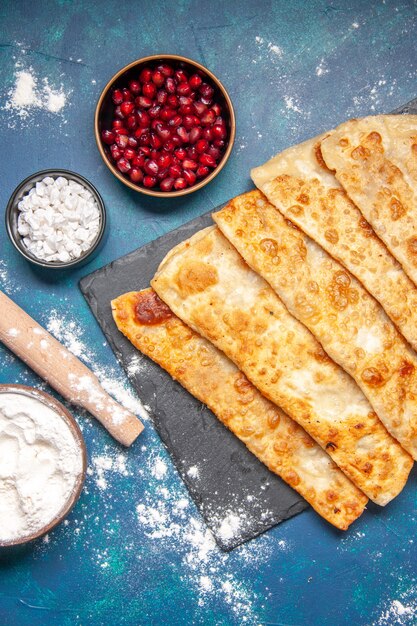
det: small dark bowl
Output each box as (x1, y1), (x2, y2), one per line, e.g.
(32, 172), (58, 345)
(0, 384), (87, 548)
(95, 54), (236, 198)
(5, 169), (107, 269)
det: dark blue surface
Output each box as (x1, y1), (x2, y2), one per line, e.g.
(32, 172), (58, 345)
(1, 1), (417, 625)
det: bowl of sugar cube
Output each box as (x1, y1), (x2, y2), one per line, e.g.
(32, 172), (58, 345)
(5, 169), (106, 269)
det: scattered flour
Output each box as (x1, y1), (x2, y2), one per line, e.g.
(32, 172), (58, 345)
(0, 260), (21, 295)
(374, 595), (417, 625)
(315, 58), (329, 77)
(284, 95), (302, 113)
(255, 36), (284, 61)
(187, 466), (200, 479)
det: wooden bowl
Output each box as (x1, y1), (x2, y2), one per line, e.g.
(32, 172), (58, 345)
(95, 54), (236, 198)
(0, 384), (87, 547)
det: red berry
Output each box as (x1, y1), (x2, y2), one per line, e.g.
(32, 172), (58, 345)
(195, 139), (208, 153)
(129, 80), (141, 95)
(117, 157), (131, 173)
(149, 104), (162, 119)
(101, 130), (115, 145)
(115, 134), (128, 149)
(130, 168), (144, 183)
(142, 82), (157, 98)
(199, 83), (214, 99)
(189, 74), (202, 89)
(160, 107), (176, 121)
(183, 169), (197, 186)
(128, 136), (138, 147)
(187, 146), (198, 160)
(126, 114), (137, 130)
(213, 138), (226, 149)
(193, 101), (207, 116)
(202, 127), (213, 141)
(163, 140), (175, 152)
(189, 127), (202, 143)
(165, 77), (177, 94)
(174, 177), (187, 190)
(200, 109), (216, 126)
(143, 175), (157, 188)
(177, 82), (191, 96)
(175, 69), (187, 83)
(160, 177), (175, 192)
(157, 89), (168, 105)
(212, 123), (227, 139)
(212, 103), (222, 116)
(136, 110), (150, 128)
(167, 94), (178, 108)
(169, 115), (183, 128)
(133, 153), (146, 167)
(114, 105), (124, 119)
(158, 153), (172, 168)
(112, 89), (123, 105)
(182, 158), (198, 170)
(176, 127), (189, 143)
(175, 147), (187, 161)
(112, 119), (124, 129)
(144, 159), (159, 175)
(157, 63), (174, 77)
(139, 146), (151, 156)
(114, 127), (128, 135)
(137, 96), (153, 108)
(169, 164), (182, 178)
(156, 124), (172, 142)
(110, 144), (123, 160)
(139, 68), (152, 83)
(124, 147), (137, 160)
(122, 88), (132, 101)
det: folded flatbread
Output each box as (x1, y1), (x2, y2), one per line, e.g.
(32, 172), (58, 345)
(213, 190), (417, 465)
(251, 131), (417, 354)
(151, 226), (410, 504)
(320, 115), (417, 286)
(111, 288), (368, 530)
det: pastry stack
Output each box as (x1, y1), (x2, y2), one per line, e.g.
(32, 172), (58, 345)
(112, 115), (417, 531)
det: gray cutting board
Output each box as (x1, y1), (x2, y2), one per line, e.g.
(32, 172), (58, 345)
(80, 98), (417, 551)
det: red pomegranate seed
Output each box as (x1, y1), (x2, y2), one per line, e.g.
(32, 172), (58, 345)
(128, 136), (138, 147)
(196, 165), (209, 178)
(114, 105), (124, 119)
(201, 109), (216, 125)
(127, 115), (137, 130)
(117, 157), (131, 173)
(169, 164), (182, 178)
(177, 82), (191, 96)
(165, 77), (177, 94)
(156, 124), (172, 142)
(182, 158), (198, 170)
(157, 168), (169, 180)
(171, 135), (182, 147)
(199, 153), (216, 167)
(195, 139), (208, 153)
(182, 114), (199, 129)
(143, 175), (157, 188)
(160, 177), (175, 192)
(179, 96), (193, 107)
(160, 107), (176, 121)
(212, 103), (222, 116)
(151, 118), (160, 130)
(179, 104), (193, 115)
(151, 149), (159, 160)
(139, 68), (152, 83)
(112, 119), (124, 129)
(200, 96), (213, 106)
(193, 101), (207, 116)
(130, 167), (144, 183)
(212, 123), (226, 139)
(207, 145), (221, 160)
(158, 153), (172, 168)
(139, 146), (151, 156)
(137, 96), (153, 108)
(101, 130), (115, 145)
(157, 89), (168, 105)
(124, 147), (137, 160)
(150, 133), (162, 150)
(149, 104), (162, 119)
(110, 144), (123, 160)
(174, 177), (187, 190)
(136, 110), (150, 128)
(199, 83), (214, 98)
(122, 88), (133, 101)
(213, 138), (226, 149)
(189, 127), (202, 143)
(175, 69), (187, 83)
(202, 127), (213, 141)
(139, 131), (151, 146)
(144, 159), (159, 175)
(189, 74), (202, 89)
(175, 147), (187, 161)
(129, 80), (141, 95)
(163, 139), (175, 152)
(157, 63), (174, 77)
(133, 153), (146, 167)
(112, 89), (124, 104)
(176, 127), (189, 143)
(142, 82), (157, 98)
(167, 94), (178, 108)
(187, 146), (198, 159)
(152, 70), (165, 87)
(114, 127), (128, 135)
(169, 115), (182, 127)
(115, 134), (128, 149)
(183, 169), (197, 186)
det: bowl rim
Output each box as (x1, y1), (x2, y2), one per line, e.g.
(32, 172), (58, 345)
(0, 384), (87, 548)
(95, 53), (236, 198)
(5, 168), (107, 269)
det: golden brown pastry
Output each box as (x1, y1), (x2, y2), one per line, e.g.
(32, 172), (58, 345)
(151, 226), (410, 505)
(111, 289), (368, 530)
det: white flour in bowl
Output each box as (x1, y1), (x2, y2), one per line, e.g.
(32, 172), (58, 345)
(0, 392), (83, 544)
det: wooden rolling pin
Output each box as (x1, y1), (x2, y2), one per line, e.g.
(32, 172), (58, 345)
(0, 290), (144, 446)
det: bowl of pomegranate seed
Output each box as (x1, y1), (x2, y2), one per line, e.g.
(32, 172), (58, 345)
(95, 55), (236, 197)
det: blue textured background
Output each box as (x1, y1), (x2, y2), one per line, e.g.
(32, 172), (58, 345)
(1, 1), (417, 625)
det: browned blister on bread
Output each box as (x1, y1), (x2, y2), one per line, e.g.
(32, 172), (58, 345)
(112, 288), (368, 530)
(320, 115), (417, 286)
(213, 190), (416, 482)
(151, 227), (410, 504)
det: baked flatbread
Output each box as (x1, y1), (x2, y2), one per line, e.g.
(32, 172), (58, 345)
(111, 289), (368, 530)
(152, 226), (410, 504)
(213, 190), (417, 464)
(320, 115), (417, 286)
(251, 132), (417, 354)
